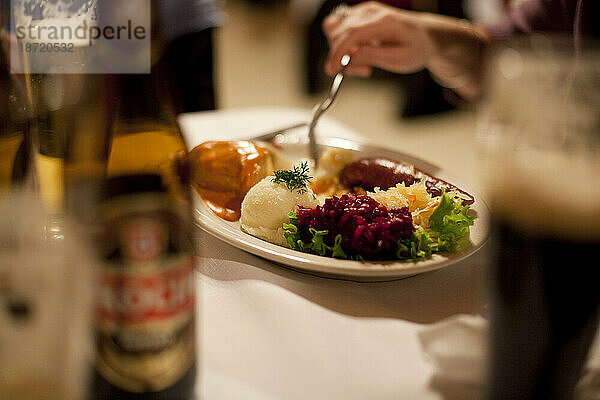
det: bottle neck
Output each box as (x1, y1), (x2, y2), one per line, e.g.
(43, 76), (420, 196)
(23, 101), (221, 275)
(63, 74), (115, 224)
(113, 65), (177, 128)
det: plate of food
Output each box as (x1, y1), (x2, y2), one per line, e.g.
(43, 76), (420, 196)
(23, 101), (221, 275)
(189, 135), (489, 280)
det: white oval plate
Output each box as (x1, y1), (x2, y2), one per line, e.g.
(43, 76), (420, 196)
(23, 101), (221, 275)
(192, 136), (490, 280)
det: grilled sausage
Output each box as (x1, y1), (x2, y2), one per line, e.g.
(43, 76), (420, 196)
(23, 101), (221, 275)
(340, 158), (417, 191)
(340, 157), (474, 205)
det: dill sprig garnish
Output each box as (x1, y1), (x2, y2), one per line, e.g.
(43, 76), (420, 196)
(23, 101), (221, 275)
(271, 161), (312, 194)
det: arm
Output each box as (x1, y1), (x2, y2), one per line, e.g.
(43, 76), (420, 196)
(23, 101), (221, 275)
(323, 2), (490, 101)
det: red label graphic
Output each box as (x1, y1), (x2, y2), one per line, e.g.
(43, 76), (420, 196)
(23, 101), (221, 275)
(96, 258), (195, 325)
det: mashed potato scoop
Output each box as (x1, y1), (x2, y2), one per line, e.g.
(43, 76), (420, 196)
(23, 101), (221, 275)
(240, 176), (318, 246)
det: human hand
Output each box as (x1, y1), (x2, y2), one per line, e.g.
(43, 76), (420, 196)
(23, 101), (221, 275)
(323, 2), (433, 77)
(322, 2), (491, 101)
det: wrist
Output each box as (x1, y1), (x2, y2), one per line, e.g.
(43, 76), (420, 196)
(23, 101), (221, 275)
(420, 15), (491, 100)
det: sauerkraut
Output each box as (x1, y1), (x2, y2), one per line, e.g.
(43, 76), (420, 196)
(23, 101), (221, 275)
(367, 180), (441, 232)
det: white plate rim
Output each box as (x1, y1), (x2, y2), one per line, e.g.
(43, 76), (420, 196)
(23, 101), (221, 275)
(192, 136), (490, 280)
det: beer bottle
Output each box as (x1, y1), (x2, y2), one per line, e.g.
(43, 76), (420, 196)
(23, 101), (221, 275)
(90, 57), (197, 400)
(88, 0), (198, 394)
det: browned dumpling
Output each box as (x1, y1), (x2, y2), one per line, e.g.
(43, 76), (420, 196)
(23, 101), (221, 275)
(189, 141), (273, 221)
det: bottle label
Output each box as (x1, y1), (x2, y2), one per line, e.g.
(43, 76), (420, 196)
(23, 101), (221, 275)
(95, 213), (196, 393)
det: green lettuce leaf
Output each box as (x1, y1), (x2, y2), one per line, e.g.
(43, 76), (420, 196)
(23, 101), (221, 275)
(282, 213), (350, 259)
(309, 228), (331, 256)
(428, 190), (474, 253)
(283, 212), (302, 250)
(397, 231), (432, 260)
(331, 234), (348, 259)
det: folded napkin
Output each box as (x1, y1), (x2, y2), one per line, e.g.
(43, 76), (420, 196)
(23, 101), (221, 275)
(418, 314), (600, 400)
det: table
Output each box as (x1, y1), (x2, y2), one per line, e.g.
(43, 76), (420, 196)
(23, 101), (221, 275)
(178, 106), (490, 399)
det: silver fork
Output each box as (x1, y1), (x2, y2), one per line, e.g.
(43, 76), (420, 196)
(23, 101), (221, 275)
(308, 54), (351, 167)
(250, 55), (351, 165)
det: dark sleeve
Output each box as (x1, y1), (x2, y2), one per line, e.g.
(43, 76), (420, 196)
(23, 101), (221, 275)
(484, 0), (579, 39)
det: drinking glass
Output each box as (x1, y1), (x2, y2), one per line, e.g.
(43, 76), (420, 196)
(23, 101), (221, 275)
(478, 34), (600, 400)
(9, 0), (107, 240)
(0, 190), (93, 400)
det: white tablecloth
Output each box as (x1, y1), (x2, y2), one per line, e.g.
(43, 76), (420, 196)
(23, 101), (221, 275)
(179, 106), (489, 399)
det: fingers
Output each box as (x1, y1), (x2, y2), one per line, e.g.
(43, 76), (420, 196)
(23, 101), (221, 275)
(327, 42), (427, 79)
(322, 9), (344, 37)
(345, 65), (372, 77)
(323, 5), (431, 77)
(322, 2), (407, 76)
(325, 21), (389, 75)
(323, 3), (359, 39)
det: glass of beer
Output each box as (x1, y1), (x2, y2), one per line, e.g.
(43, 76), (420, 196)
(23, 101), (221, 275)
(478, 34), (600, 400)
(10, 0), (100, 236)
(0, 190), (94, 400)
